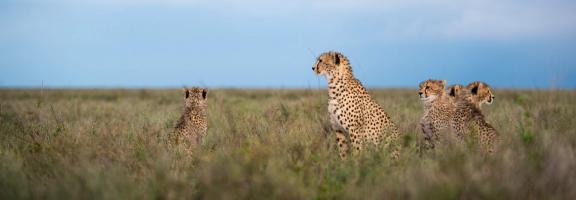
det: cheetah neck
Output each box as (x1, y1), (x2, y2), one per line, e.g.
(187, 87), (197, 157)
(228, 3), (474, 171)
(422, 93), (450, 108)
(327, 75), (342, 99)
(463, 95), (482, 110)
(327, 71), (367, 100)
(182, 104), (206, 121)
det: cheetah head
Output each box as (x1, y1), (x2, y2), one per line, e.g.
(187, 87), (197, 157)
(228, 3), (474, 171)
(466, 81), (495, 106)
(448, 84), (464, 98)
(418, 79), (446, 102)
(183, 87), (208, 108)
(312, 51), (348, 78)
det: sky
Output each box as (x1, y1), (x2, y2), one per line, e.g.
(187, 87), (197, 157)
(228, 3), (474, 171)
(1, 0), (575, 88)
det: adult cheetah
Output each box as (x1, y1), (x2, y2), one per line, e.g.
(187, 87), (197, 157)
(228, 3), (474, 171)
(174, 87), (208, 149)
(419, 80), (497, 153)
(313, 51), (401, 159)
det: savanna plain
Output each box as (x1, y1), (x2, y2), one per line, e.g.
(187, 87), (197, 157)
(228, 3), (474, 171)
(0, 88), (575, 199)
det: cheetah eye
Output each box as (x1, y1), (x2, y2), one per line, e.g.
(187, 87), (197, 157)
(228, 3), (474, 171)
(425, 86), (430, 89)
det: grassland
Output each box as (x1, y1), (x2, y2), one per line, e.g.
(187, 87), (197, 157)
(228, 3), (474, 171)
(0, 88), (575, 199)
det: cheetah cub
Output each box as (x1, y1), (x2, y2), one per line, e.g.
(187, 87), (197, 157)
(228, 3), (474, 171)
(418, 79), (456, 149)
(451, 81), (498, 153)
(174, 87), (208, 148)
(447, 84), (464, 99)
(419, 80), (498, 153)
(313, 51), (401, 159)
(463, 81), (495, 109)
(448, 82), (495, 109)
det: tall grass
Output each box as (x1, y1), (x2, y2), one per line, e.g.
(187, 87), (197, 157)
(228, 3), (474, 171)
(0, 89), (575, 199)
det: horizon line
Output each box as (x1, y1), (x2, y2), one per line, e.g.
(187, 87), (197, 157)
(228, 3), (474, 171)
(1, 85), (573, 90)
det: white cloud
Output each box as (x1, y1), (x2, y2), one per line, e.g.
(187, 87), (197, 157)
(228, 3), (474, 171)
(437, 0), (576, 39)
(6, 0), (576, 39)
(313, 0), (576, 39)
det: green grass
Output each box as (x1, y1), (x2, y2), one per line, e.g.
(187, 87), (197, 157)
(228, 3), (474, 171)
(1, 88), (575, 199)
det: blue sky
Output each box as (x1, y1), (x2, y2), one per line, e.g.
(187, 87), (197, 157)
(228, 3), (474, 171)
(1, 0), (575, 88)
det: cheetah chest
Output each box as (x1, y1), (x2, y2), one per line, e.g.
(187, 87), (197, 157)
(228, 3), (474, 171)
(328, 97), (347, 132)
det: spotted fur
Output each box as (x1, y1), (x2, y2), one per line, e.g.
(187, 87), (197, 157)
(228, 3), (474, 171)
(419, 80), (498, 153)
(452, 81), (498, 153)
(418, 79), (455, 149)
(174, 87), (208, 150)
(313, 51), (401, 159)
(451, 99), (498, 154)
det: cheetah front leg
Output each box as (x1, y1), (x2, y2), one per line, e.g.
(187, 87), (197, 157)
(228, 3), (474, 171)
(349, 127), (364, 155)
(335, 130), (349, 159)
(451, 122), (467, 145)
(387, 125), (401, 160)
(196, 127), (208, 145)
(420, 121), (438, 150)
(479, 127), (497, 155)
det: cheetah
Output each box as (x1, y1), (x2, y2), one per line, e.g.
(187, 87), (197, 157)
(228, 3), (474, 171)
(174, 87), (208, 149)
(451, 82), (498, 153)
(312, 51), (401, 159)
(447, 84), (464, 99)
(419, 80), (498, 153)
(462, 81), (495, 109)
(418, 79), (456, 149)
(448, 82), (495, 108)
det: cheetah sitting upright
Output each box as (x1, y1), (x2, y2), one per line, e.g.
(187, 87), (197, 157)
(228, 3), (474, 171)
(450, 81), (498, 153)
(419, 80), (497, 153)
(418, 79), (456, 149)
(174, 87), (208, 149)
(312, 51), (401, 159)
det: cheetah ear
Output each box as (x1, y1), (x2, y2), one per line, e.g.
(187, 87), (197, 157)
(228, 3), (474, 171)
(184, 88), (190, 98)
(478, 82), (487, 90)
(467, 81), (479, 88)
(449, 87), (456, 96)
(470, 85), (479, 95)
(201, 88), (207, 99)
(333, 53), (340, 65)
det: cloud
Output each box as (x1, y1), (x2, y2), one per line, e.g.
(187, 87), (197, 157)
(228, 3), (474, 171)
(3, 0), (576, 40)
(437, 0), (576, 39)
(310, 0), (576, 40)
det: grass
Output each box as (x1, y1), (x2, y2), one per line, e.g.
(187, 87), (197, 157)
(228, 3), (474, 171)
(0, 88), (575, 199)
